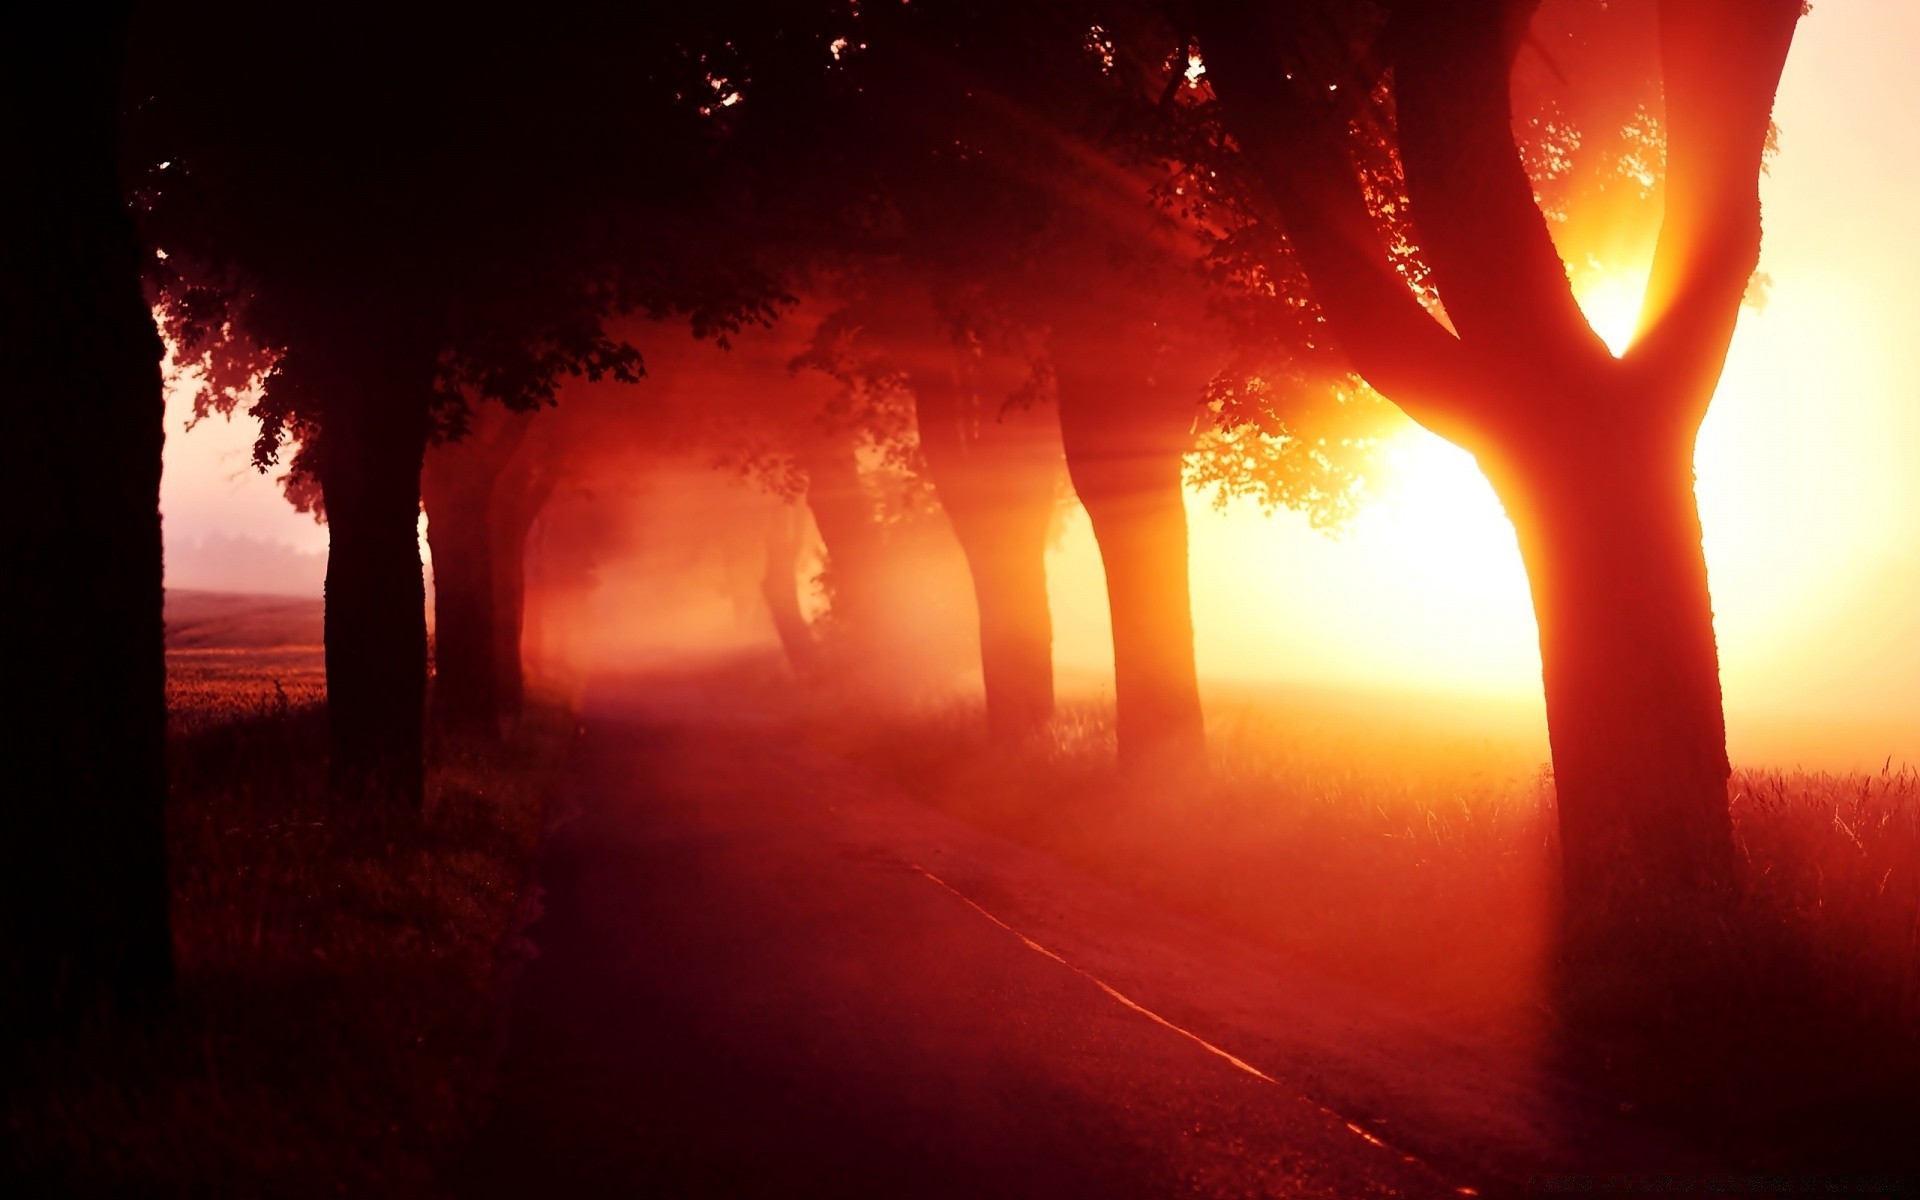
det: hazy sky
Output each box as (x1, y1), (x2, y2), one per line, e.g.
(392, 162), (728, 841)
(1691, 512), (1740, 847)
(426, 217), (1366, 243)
(158, 1), (1919, 763)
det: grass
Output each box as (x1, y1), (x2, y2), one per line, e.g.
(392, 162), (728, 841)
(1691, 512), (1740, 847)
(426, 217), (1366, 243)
(808, 690), (1920, 1165)
(7, 654), (574, 1197)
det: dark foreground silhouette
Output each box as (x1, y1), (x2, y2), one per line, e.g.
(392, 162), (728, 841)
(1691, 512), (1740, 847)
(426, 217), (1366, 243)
(458, 675), (1711, 1199)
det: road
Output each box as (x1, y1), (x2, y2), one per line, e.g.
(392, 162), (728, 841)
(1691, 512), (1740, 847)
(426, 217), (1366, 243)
(459, 675), (1693, 1199)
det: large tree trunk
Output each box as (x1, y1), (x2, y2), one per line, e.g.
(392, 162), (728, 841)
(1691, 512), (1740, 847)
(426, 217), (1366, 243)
(1190, 0), (1796, 970)
(0, 3), (173, 1031)
(310, 336), (435, 812)
(1481, 412), (1735, 927)
(914, 370), (1057, 744)
(1054, 357), (1206, 770)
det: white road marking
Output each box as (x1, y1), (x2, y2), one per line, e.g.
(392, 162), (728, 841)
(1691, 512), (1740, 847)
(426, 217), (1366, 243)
(909, 863), (1481, 1199)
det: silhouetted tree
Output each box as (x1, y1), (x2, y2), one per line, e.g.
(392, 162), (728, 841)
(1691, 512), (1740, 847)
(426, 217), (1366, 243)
(1, 4), (172, 1030)
(798, 290), (1065, 743)
(913, 332), (1062, 745)
(1187, 0), (1803, 922)
(489, 430), (561, 722)
(131, 5), (782, 810)
(422, 408), (533, 737)
(709, 0), (1386, 763)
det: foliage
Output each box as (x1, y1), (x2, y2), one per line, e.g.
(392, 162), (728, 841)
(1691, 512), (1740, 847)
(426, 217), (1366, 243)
(125, 3), (791, 470)
(818, 690), (1920, 1158)
(1186, 375), (1398, 531)
(697, 0), (1389, 526)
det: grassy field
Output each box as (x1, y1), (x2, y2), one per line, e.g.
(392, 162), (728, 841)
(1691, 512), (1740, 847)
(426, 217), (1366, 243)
(8, 607), (572, 1197)
(809, 687), (1920, 1164)
(164, 589), (326, 735)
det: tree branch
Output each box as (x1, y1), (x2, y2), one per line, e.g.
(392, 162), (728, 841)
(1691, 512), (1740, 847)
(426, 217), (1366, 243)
(1190, 1), (1488, 444)
(1391, 0), (1611, 377)
(1626, 0), (1801, 418)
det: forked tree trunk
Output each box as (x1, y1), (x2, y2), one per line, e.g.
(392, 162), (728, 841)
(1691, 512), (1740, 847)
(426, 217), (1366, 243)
(1481, 413), (1735, 925)
(1, 3), (173, 1031)
(310, 338), (434, 812)
(915, 371), (1058, 744)
(1190, 0), (1795, 949)
(1055, 359), (1205, 770)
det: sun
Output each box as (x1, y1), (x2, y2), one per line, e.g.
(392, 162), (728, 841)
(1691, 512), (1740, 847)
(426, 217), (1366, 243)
(1360, 430), (1528, 589)
(1573, 264), (1651, 357)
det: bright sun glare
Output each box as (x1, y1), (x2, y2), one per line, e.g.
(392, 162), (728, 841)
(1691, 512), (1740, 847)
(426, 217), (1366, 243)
(1574, 266), (1651, 357)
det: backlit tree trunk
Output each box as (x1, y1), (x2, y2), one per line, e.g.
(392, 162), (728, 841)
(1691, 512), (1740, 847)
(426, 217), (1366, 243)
(490, 449), (554, 722)
(801, 432), (889, 648)
(422, 410), (528, 736)
(309, 332), (435, 812)
(1196, 0), (1799, 924)
(1481, 407), (1736, 916)
(761, 500), (819, 678)
(914, 369), (1058, 744)
(1054, 354), (1205, 769)
(1, 3), (173, 1030)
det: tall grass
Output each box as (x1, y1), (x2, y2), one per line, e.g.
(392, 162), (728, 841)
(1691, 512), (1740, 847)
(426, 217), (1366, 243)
(815, 692), (1920, 1157)
(7, 663), (572, 1197)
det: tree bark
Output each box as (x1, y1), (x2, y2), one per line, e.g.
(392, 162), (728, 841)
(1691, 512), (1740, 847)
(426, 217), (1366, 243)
(1054, 358), (1206, 770)
(761, 500), (819, 678)
(0, 2), (173, 1031)
(1480, 412), (1735, 925)
(913, 369), (1058, 743)
(309, 336), (434, 812)
(1192, 0), (1799, 928)
(960, 516), (1055, 743)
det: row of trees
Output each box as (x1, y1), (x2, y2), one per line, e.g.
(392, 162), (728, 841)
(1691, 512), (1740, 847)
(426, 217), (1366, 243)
(3, 0), (1804, 1034)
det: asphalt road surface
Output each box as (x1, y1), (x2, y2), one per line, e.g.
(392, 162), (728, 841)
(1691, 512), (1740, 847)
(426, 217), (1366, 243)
(458, 675), (1698, 1199)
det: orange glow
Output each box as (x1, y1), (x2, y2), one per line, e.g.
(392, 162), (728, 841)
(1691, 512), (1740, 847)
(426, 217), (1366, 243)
(156, 3), (1919, 775)
(1050, 6), (1920, 772)
(1572, 262), (1650, 358)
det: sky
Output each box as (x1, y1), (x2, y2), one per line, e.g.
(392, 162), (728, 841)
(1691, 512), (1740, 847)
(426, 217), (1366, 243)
(158, 0), (1919, 769)
(160, 383), (328, 596)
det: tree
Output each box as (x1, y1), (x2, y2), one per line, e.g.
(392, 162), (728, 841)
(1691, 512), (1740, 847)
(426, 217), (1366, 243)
(799, 290), (1066, 743)
(421, 407), (535, 738)
(489, 427), (562, 723)
(1052, 307), (1217, 767)
(1187, 0), (1803, 921)
(914, 328), (1063, 745)
(708, 0), (1387, 764)
(131, 4), (783, 810)
(1, 3), (172, 1030)
(706, 0), (1206, 754)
